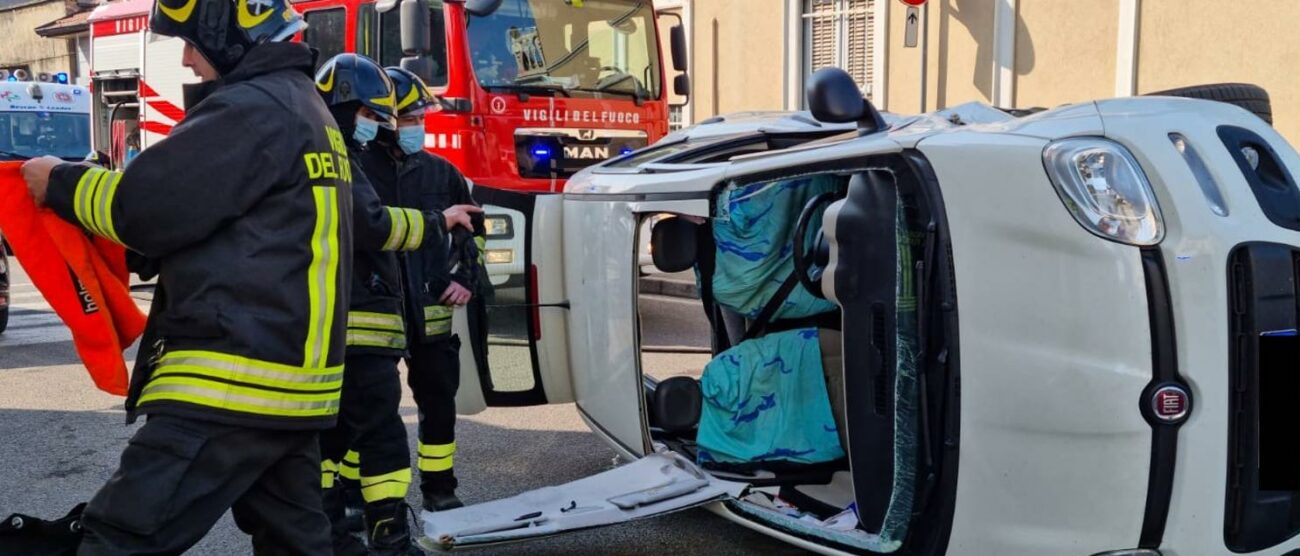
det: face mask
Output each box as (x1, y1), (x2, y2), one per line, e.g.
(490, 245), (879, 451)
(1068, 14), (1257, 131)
(397, 125), (425, 155)
(353, 116), (379, 144)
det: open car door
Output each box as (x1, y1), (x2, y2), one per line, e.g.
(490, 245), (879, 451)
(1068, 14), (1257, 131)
(420, 451), (743, 550)
(453, 187), (574, 414)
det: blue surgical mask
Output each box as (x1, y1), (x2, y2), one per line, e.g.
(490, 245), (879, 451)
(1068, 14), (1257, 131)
(398, 125), (424, 155)
(353, 116), (379, 144)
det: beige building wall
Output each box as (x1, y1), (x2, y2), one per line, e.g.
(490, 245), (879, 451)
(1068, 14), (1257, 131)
(1013, 0), (1117, 109)
(0, 1), (73, 75)
(689, 0), (786, 120)
(886, 0), (996, 115)
(1138, 0), (1300, 142)
(680, 0), (1297, 141)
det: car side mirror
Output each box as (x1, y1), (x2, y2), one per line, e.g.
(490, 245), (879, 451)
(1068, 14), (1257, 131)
(673, 74), (690, 98)
(400, 0), (431, 55)
(465, 0), (503, 16)
(401, 56), (434, 84)
(670, 23), (688, 72)
(805, 67), (886, 136)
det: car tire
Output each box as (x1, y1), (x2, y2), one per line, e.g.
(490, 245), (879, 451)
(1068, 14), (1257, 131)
(1145, 83), (1272, 124)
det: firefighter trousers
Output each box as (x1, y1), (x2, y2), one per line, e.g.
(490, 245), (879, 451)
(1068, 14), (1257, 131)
(78, 414), (331, 556)
(319, 354), (411, 508)
(406, 334), (461, 495)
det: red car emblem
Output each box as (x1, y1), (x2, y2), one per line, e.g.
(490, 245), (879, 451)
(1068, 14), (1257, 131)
(1151, 385), (1190, 423)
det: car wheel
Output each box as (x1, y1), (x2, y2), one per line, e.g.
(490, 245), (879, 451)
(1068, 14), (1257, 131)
(1145, 83), (1272, 124)
(0, 306), (8, 335)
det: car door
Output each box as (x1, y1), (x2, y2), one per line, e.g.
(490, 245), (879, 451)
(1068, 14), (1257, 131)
(420, 451), (744, 551)
(455, 186), (574, 415)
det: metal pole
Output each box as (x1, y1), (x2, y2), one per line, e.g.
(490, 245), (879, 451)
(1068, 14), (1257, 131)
(919, 1), (928, 112)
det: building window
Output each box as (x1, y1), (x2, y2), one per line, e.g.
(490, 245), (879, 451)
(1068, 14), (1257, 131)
(668, 105), (684, 131)
(802, 0), (874, 102)
(303, 8), (347, 70)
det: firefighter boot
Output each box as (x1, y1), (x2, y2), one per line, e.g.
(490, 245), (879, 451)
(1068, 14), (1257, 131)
(364, 499), (420, 556)
(340, 478), (365, 533)
(422, 489), (464, 512)
(323, 485), (367, 556)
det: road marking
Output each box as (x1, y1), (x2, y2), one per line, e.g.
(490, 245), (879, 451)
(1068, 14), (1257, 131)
(0, 325), (74, 347)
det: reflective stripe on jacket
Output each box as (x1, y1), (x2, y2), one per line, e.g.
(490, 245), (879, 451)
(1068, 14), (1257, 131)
(45, 43), (353, 430)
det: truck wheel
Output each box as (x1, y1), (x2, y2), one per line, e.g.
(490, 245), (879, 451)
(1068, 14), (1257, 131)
(1145, 83), (1272, 124)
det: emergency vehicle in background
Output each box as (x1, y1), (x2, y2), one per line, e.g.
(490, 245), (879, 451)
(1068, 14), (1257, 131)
(0, 80), (94, 335)
(85, 0), (690, 287)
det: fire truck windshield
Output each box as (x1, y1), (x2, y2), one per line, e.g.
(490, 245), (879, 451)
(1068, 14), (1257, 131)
(0, 112), (90, 161)
(467, 0), (661, 101)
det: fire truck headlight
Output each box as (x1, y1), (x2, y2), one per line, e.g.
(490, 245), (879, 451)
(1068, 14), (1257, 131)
(484, 215), (513, 239)
(484, 249), (514, 265)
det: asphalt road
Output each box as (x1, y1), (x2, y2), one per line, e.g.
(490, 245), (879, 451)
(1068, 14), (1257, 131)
(0, 262), (807, 555)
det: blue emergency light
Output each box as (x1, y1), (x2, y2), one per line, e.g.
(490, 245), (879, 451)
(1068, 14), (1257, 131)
(620, 147), (634, 156)
(55, 73), (68, 84)
(531, 145), (552, 159)
(5, 77), (14, 82)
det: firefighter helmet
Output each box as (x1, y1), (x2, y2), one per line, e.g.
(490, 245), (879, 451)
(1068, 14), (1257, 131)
(316, 54), (397, 126)
(385, 67), (435, 117)
(149, 0), (304, 75)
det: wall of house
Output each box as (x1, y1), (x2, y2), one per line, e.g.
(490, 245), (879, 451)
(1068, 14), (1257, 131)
(689, 0), (787, 121)
(1137, 0), (1300, 141)
(0, 1), (74, 76)
(884, 0), (994, 114)
(1012, 0), (1118, 109)
(675, 0), (1296, 141)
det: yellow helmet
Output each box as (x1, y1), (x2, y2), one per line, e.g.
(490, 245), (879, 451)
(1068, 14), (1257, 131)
(150, 0), (305, 75)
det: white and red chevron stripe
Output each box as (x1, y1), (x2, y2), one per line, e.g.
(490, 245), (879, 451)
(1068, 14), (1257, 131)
(139, 80), (184, 137)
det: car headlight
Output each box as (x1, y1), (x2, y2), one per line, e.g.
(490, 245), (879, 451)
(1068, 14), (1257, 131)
(1043, 137), (1164, 246)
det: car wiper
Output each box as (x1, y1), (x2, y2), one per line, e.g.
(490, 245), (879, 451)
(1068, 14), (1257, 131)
(0, 150), (30, 161)
(485, 83), (571, 99)
(568, 86), (645, 104)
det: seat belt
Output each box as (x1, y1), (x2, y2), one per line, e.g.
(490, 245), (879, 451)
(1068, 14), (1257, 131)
(740, 271), (803, 342)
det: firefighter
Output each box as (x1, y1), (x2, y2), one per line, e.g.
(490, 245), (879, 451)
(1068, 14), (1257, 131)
(15, 0), (382, 552)
(356, 67), (490, 513)
(313, 53), (479, 555)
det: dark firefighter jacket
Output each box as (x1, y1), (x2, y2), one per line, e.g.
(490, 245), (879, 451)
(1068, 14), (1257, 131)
(45, 43), (355, 431)
(345, 142), (448, 357)
(357, 147), (486, 343)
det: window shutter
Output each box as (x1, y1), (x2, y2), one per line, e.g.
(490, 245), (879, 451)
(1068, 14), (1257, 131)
(844, 0), (873, 94)
(805, 0), (838, 74)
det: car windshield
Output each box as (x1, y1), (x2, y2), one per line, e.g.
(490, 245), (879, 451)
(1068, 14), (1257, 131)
(0, 111), (90, 161)
(466, 0), (661, 100)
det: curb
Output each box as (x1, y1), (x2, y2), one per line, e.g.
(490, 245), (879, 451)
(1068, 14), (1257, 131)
(639, 276), (700, 299)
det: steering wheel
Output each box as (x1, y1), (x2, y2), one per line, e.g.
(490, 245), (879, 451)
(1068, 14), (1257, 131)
(793, 192), (841, 299)
(595, 66), (636, 90)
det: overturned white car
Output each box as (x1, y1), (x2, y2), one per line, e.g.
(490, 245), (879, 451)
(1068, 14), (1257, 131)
(433, 69), (1300, 555)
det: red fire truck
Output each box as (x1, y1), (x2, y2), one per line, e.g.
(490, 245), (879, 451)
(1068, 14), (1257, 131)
(292, 0), (689, 284)
(87, 0), (688, 286)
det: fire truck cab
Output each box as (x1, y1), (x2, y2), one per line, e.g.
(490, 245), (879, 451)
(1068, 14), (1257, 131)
(289, 0), (688, 285)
